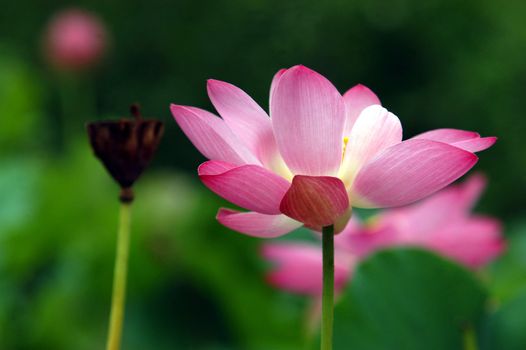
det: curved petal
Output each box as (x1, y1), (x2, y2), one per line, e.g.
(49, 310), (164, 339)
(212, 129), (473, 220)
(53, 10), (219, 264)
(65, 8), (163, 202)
(412, 128), (480, 143)
(424, 217), (505, 268)
(199, 161), (290, 214)
(379, 190), (465, 238)
(170, 104), (259, 165)
(458, 173), (486, 210)
(269, 68), (287, 108)
(270, 65), (345, 176)
(280, 175), (349, 227)
(412, 128), (496, 153)
(217, 208), (302, 238)
(342, 84), (381, 137)
(452, 136), (497, 153)
(339, 105), (402, 187)
(334, 216), (364, 252)
(261, 243), (353, 295)
(207, 79), (280, 166)
(351, 139), (478, 208)
(339, 224), (401, 258)
(374, 173), (488, 237)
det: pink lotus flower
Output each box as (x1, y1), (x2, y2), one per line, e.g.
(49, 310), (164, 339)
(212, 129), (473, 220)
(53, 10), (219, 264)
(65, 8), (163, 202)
(171, 65), (496, 237)
(43, 8), (107, 72)
(336, 174), (505, 268)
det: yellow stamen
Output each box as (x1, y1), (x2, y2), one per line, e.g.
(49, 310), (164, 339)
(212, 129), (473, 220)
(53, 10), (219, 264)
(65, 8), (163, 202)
(342, 136), (349, 160)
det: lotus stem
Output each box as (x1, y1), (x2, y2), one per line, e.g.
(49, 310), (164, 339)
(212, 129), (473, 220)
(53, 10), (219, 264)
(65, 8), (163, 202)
(321, 224), (334, 350)
(106, 201), (132, 350)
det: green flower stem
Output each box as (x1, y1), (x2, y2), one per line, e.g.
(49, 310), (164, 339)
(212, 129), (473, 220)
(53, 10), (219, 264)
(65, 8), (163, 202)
(463, 324), (478, 350)
(321, 225), (335, 350)
(106, 202), (132, 350)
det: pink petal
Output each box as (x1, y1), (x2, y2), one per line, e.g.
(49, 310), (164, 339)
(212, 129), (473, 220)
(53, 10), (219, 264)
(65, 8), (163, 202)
(280, 175), (349, 227)
(458, 173), (487, 210)
(261, 243), (353, 295)
(412, 128), (496, 153)
(342, 84), (381, 137)
(378, 192), (465, 239)
(339, 224), (402, 258)
(352, 139), (478, 208)
(334, 216), (366, 252)
(170, 104), (259, 165)
(412, 128), (480, 143)
(207, 79), (280, 166)
(198, 161), (290, 215)
(370, 173), (488, 237)
(340, 105), (402, 186)
(452, 137), (497, 153)
(197, 159), (234, 174)
(269, 68), (287, 108)
(216, 208), (302, 238)
(270, 65), (345, 176)
(424, 217), (505, 268)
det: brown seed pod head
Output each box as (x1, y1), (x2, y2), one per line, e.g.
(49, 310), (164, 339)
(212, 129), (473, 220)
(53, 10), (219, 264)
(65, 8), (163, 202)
(86, 104), (164, 202)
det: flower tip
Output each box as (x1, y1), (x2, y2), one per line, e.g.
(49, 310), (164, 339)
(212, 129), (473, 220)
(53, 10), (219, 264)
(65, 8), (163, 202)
(206, 78), (221, 85)
(348, 83), (374, 94)
(169, 103), (189, 117)
(206, 78), (219, 89)
(288, 64), (313, 74)
(216, 207), (233, 220)
(465, 172), (487, 188)
(486, 136), (498, 146)
(206, 78), (232, 95)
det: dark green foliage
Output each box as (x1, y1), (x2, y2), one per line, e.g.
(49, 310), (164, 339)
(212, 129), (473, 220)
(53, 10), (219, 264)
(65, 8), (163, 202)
(333, 248), (486, 350)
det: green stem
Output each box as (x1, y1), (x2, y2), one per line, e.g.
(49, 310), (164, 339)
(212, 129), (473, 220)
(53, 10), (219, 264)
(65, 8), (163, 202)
(463, 324), (478, 350)
(106, 202), (132, 350)
(302, 298), (322, 350)
(321, 225), (334, 350)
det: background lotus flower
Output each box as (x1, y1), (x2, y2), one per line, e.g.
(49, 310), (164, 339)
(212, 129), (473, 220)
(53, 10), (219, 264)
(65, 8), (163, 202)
(336, 174), (505, 268)
(260, 175), (504, 302)
(43, 8), (107, 72)
(171, 65), (496, 237)
(261, 242), (355, 337)
(261, 242), (354, 296)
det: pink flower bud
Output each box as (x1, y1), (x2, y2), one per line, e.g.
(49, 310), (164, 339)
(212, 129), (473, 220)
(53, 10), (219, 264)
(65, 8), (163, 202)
(43, 8), (107, 72)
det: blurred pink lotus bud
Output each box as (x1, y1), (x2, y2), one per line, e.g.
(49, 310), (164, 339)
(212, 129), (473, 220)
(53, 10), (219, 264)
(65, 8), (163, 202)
(43, 8), (107, 71)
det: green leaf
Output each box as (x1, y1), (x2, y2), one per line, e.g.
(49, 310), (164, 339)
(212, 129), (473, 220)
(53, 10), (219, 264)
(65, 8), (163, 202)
(487, 220), (526, 303)
(333, 248), (487, 350)
(480, 290), (526, 350)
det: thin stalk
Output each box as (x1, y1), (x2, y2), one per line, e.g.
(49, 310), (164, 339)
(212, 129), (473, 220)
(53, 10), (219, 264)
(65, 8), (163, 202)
(321, 225), (334, 350)
(106, 202), (132, 350)
(463, 324), (478, 350)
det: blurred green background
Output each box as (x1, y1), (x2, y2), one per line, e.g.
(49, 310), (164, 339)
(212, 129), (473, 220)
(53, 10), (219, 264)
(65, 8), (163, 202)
(1, 0), (526, 349)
